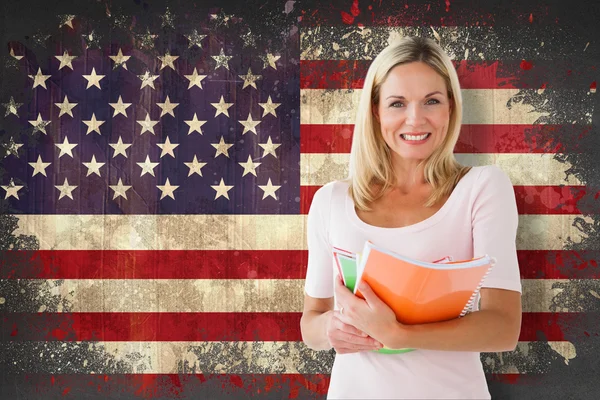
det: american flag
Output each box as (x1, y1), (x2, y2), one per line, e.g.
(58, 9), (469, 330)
(1, 0), (599, 398)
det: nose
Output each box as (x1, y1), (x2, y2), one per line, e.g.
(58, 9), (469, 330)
(405, 103), (426, 127)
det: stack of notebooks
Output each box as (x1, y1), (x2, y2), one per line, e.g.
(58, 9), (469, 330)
(333, 241), (495, 354)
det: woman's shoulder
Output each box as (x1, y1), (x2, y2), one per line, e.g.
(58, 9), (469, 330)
(470, 164), (513, 187)
(310, 180), (350, 207)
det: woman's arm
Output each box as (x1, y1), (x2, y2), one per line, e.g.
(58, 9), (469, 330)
(383, 288), (522, 352)
(300, 295), (334, 350)
(335, 277), (522, 353)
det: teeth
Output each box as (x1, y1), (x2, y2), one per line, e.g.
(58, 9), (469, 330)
(401, 133), (429, 141)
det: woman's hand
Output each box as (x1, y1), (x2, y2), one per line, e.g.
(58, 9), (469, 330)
(335, 274), (404, 347)
(325, 308), (383, 354)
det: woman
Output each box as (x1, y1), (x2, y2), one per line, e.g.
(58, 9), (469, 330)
(300, 36), (522, 399)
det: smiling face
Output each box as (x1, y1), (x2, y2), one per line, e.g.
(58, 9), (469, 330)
(374, 61), (452, 165)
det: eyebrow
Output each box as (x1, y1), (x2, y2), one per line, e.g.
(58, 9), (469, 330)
(385, 91), (443, 100)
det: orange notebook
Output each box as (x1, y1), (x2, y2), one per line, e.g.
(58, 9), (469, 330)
(354, 241), (495, 325)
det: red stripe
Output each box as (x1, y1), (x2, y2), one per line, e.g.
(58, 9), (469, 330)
(10, 374), (331, 398)
(300, 124), (582, 154)
(301, 60), (533, 89)
(2, 249), (599, 279)
(1, 373), (546, 398)
(0, 250), (308, 279)
(0, 373), (547, 398)
(300, 185), (588, 215)
(2, 312), (584, 342)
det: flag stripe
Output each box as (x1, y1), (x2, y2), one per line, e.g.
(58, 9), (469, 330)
(3, 279), (597, 313)
(11, 214), (594, 251)
(301, 89), (580, 125)
(301, 60), (555, 90)
(2, 312), (589, 342)
(3, 250), (599, 280)
(0, 373), (537, 399)
(0, 250), (306, 279)
(301, 153), (583, 186)
(300, 124), (587, 154)
(300, 185), (587, 215)
(300, 26), (593, 61)
(0, 341), (577, 374)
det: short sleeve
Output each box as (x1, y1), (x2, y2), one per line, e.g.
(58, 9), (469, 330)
(304, 182), (335, 298)
(472, 166), (522, 293)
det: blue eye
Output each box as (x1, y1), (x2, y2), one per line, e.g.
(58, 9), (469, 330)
(390, 102), (403, 108)
(426, 98), (440, 105)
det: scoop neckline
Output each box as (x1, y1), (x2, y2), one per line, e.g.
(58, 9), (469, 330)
(346, 167), (477, 234)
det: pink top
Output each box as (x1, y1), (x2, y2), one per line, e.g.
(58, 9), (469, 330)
(304, 165), (522, 399)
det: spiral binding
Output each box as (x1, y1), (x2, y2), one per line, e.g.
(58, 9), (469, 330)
(459, 255), (496, 317)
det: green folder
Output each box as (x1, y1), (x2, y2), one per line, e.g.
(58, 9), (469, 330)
(334, 250), (415, 355)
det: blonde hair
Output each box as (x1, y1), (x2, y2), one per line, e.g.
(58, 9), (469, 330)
(346, 36), (471, 211)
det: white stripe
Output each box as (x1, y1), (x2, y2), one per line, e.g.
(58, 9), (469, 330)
(301, 153), (582, 186)
(3, 340), (575, 374)
(300, 26), (561, 62)
(8, 279), (594, 312)
(300, 89), (584, 125)
(12, 214), (590, 251)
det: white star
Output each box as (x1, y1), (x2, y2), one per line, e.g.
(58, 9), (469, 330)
(109, 136), (131, 158)
(157, 137), (179, 158)
(138, 71), (159, 89)
(59, 14), (76, 29)
(160, 7), (175, 28)
(108, 48), (130, 70)
(82, 67), (105, 89)
(82, 113), (105, 135)
(239, 113), (261, 135)
(3, 137), (23, 157)
(55, 136), (77, 158)
(211, 136), (233, 158)
(211, 48), (233, 70)
(211, 96), (233, 118)
(156, 95), (179, 117)
(109, 178), (131, 200)
(28, 68), (52, 89)
(184, 67), (207, 89)
(238, 155), (261, 177)
(1, 178), (23, 200)
(259, 96), (281, 117)
(258, 178), (281, 200)
(28, 155), (51, 177)
(109, 96), (131, 117)
(136, 155), (159, 177)
(136, 114), (159, 135)
(157, 52), (179, 70)
(239, 67), (262, 89)
(260, 52), (281, 70)
(185, 29), (206, 48)
(184, 113), (207, 135)
(211, 178), (234, 200)
(9, 48), (23, 60)
(82, 155), (105, 177)
(55, 177), (77, 200)
(55, 95), (78, 118)
(258, 136), (281, 158)
(2, 97), (22, 117)
(184, 155), (207, 177)
(29, 114), (51, 135)
(55, 50), (77, 70)
(157, 178), (179, 200)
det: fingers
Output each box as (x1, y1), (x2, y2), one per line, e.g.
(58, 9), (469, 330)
(336, 317), (368, 337)
(327, 313), (382, 352)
